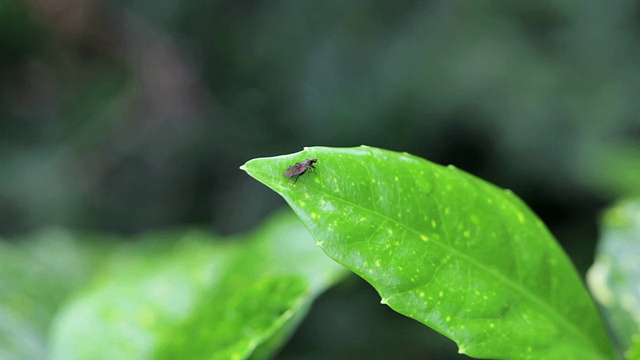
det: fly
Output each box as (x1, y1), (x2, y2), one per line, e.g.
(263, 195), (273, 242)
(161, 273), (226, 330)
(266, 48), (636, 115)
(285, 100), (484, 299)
(284, 158), (317, 184)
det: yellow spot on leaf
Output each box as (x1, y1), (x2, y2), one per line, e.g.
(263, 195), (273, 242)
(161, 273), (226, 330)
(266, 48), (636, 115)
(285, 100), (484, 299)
(311, 212), (318, 219)
(431, 220), (437, 228)
(421, 235), (429, 242)
(517, 212), (525, 223)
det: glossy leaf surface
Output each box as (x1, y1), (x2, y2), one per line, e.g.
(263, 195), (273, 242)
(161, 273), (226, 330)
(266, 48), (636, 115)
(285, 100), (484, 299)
(241, 145), (615, 360)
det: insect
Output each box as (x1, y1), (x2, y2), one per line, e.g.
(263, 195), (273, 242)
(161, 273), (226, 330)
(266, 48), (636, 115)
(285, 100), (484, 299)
(284, 158), (317, 184)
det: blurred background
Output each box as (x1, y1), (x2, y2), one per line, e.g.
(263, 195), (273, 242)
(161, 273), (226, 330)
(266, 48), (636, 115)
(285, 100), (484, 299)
(2, 0), (640, 359)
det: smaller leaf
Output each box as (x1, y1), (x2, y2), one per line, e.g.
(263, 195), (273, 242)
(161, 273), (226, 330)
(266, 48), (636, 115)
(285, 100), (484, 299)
(583, 144), (640, 197)
(50, 211), (347, 360)
(0, 229), (110, 360)
(587, 198), (640, 359)
(626, 335), (640, 360)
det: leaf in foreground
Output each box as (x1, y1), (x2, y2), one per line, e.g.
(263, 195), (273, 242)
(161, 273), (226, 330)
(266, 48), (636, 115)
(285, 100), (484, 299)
(241, 145), (615, 360)
(50, 212), (346, 360)
(0, 229), (110, 360)
(588, 198), (640, 360)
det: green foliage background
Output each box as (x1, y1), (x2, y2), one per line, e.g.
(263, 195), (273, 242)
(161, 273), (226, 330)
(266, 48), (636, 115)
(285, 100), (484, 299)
(2, 1), (640, 359)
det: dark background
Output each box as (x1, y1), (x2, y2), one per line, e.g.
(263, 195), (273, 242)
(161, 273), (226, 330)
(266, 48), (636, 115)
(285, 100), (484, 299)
(2, 1), (639, 359)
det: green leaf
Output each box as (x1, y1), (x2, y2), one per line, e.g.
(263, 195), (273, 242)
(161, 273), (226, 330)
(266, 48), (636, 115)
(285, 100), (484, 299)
(627, 336), (640, 360)
(583, 143), (640, 197)
(0, 229), (111, 360)
(50, 212), (347, 360)
(587, 198), (640, 359)
(241, 145), (615, 360)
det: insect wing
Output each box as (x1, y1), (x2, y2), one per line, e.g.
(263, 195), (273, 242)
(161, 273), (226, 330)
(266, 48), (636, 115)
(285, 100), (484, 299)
(284, 163), (303, 178)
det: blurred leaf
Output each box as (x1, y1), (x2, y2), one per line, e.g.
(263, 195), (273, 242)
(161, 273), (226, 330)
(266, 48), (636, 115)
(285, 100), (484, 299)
(628, 336), (640, 360)
(241, 145), (615, 360)
(50, 211), (347, 360)
(584, 144), (640, 197)
(0, 229), (111, 360)
(588, 198), (640, 359)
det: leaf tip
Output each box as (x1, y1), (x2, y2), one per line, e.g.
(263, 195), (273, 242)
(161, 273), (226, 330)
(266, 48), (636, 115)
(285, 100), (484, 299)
(239, 164), (248, 172)
(380, 297), (389, 305)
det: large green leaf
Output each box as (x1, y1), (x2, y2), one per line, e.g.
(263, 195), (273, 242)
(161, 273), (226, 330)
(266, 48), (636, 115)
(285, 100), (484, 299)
(241, 145), (615, 360)
(588, 198), (640, 360)
(50, 211), (346, 360)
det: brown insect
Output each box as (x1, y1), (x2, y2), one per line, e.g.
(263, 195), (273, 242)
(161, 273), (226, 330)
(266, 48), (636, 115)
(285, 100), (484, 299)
(284, 158), (317, 184)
